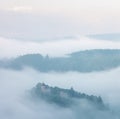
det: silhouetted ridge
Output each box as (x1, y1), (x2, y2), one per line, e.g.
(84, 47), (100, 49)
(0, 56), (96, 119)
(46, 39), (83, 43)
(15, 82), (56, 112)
(31, 83), (106, 109)
(1, 49), (120, 72)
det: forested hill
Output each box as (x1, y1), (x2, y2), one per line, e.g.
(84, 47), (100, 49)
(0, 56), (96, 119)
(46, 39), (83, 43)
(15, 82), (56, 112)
(31, 83), (106, 109)
(1, 49), (120, 72)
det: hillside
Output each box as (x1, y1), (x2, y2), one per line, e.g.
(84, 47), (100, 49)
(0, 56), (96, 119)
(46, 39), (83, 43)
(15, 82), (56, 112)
(1, 49), (120, 72)
(31, 83), (106, 109)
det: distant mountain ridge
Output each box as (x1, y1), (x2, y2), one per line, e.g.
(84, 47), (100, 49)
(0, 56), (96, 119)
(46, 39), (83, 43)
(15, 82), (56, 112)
(1, 49), (120, 72)
(88, 33), (120, 40)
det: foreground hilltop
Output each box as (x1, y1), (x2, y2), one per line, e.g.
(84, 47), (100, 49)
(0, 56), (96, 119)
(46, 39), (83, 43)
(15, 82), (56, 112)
(31, 83), (106, 109)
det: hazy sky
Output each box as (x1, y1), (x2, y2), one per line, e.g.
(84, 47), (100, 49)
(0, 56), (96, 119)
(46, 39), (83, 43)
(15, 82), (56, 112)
(0, 0), (120, 40)
(0, 0), (120, 13)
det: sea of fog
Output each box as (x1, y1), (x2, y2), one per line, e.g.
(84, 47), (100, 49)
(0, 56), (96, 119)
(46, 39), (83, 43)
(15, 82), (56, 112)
(1, 36), (120, 118)
(0, 36), (120, 58)
(0, 68), (120, 119)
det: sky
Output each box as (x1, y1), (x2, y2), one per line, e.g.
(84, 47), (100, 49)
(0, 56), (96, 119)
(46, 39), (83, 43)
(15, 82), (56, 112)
(0, 0), (120, 40)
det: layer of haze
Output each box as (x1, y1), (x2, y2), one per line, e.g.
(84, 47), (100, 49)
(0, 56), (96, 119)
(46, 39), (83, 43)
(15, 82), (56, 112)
(0, 68), (120, 118)
(0, 36), (120, 58)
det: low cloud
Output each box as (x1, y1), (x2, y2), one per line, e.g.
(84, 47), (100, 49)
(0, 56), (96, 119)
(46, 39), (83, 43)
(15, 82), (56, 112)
(0, 36), (120, 58)
(0, 68), (120, 118)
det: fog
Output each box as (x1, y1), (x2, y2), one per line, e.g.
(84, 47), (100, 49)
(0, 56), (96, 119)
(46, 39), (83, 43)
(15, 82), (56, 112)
(1, 36), (120, 58)
(0, 68), (120, 118)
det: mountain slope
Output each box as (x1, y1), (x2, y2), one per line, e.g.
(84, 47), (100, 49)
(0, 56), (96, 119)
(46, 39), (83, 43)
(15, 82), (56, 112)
(1, 49), (120, 72)
(30, 83), (106, 109)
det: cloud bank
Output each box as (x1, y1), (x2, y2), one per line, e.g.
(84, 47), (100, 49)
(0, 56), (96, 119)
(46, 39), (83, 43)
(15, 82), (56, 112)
(0, 36), (120, 58)
(0, 68), (120, 118)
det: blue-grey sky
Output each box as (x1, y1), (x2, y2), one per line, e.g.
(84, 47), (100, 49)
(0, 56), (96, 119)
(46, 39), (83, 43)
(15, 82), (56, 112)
(0, 0), (120, 40)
